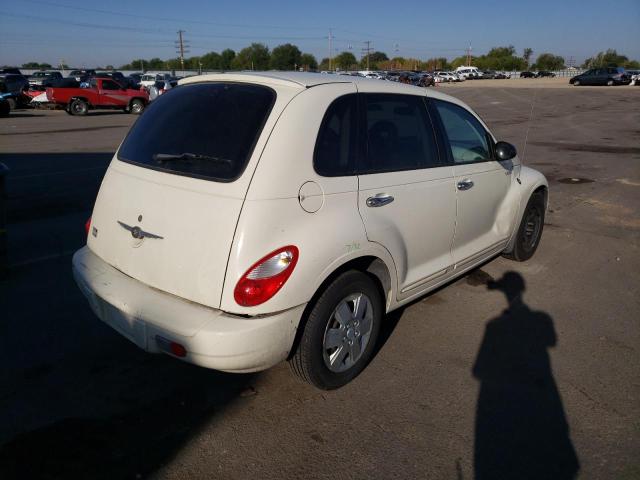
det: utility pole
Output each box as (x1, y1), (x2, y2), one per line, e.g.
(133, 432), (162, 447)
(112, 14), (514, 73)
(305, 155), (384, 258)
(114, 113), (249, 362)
(362, 41), (373, 71)
(140, 59), (144, 73)
(466, 42), (472, 66)
(328, 28), (333, 71)
(175, 30), (190, 75)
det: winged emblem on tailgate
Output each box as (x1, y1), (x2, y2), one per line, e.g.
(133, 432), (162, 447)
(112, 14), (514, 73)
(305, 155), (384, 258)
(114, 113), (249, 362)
(117, 221), (164, 240)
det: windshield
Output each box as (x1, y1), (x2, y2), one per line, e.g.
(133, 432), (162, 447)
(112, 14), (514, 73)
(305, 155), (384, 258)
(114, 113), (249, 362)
(117, 82), (276, 182)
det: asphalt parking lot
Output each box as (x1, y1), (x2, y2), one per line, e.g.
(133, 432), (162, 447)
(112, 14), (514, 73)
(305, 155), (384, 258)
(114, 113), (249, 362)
(1, 82), (639, 479)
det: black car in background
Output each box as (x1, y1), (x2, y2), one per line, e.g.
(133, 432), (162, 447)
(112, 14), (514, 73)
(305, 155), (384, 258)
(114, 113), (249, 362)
(68, 69), (97, 82)
(520, 71), (535, 78)
(536, 71), (556, 77)
(0, 75), (30, 109)
(570, 67), (631, 86)
(0, 67), (22, 75)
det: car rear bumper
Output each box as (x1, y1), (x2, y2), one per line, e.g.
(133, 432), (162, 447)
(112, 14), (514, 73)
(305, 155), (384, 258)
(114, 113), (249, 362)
(72, 246), (305, 373)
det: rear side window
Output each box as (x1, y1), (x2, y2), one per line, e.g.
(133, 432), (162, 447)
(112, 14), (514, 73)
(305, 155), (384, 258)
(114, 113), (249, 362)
(433, 100), (491, 164)
(101, 80), (120, 90)
(314, 94), (358, 176)
(362, 93), (440, 173)
(118, 83), (275, 182)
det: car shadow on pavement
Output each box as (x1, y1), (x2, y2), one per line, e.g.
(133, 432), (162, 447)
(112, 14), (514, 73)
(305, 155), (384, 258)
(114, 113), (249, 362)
(472, 271), (580, 480)
(0, 256), (257, 480)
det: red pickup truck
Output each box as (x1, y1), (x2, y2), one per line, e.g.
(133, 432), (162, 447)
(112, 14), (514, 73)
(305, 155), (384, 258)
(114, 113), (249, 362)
(46, 77), (149, 116)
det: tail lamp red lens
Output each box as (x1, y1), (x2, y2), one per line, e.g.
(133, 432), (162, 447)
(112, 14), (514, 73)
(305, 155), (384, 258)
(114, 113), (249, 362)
(234, 246), (299, 307)
(85, 216), (92, 236)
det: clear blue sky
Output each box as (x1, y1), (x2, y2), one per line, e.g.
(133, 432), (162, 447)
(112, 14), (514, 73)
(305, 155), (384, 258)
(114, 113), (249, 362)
(1, 0), (638, 68)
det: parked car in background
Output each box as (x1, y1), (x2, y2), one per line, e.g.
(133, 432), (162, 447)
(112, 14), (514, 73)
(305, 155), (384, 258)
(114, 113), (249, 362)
(0, 67), (22, 75)
(569, 67), (631, 86)
(28, 71), (63, 85)
(68, 69), (97, 82)
(520, 71), (535, 78)
(140, 73), (174, 87)
(46, 77), (148, 115)
(72, 72), (548, 390)
(0, 74), (30, 109)
(147, 80), (178, 101)
(455, 66), (481, 79)
(624, 69), (639, 85)
(535, 71), (556, 78)
(0, 97), (9, 116)
(481, 70), (496, 79)
(494, 71), (510, 79)
(434, 71), (455, 82)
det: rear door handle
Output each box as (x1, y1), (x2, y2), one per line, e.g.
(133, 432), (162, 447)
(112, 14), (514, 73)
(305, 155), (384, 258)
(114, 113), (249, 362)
(457, 179), (474, 191)
(366, 194), (394, 208)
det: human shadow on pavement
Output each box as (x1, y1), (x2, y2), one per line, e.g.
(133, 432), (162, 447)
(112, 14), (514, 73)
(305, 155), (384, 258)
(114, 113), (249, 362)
(472, 271), (579, 480)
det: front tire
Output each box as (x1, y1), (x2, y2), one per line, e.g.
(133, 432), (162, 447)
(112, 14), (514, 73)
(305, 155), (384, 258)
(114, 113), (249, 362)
(573, 79), (580, 86)
(504, 191), (545, 262)
(6, 98), (16, 110)
(606, 79), (614, 86)
(69, 99), (88, 116)
(289, 271), (383, 390)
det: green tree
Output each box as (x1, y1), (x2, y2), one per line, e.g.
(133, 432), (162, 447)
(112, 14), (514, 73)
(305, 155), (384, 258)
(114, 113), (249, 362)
(232, 43), (270, 70)
(523, 48), (533, 68)
(220, 49), (236, 70)
(270, 43), (302, 70)
(359, 51), (389, 69)
(318, 57), (331, 70)
(147, 57), (164, 69)
(582, 49), (638, 68)
(334, 51), (357, 70)
(532, 53), (565, 71)
(300, 53), (318, 71)
(200, 51), (222, 70)
(22, 61), (52, 69)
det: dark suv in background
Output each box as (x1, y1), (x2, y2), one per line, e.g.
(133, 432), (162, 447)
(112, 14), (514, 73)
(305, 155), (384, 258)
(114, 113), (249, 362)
(570, 67), (631, 86)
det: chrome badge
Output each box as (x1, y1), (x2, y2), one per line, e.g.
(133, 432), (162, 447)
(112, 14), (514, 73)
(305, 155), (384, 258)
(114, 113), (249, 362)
(117, 221), (164, 240)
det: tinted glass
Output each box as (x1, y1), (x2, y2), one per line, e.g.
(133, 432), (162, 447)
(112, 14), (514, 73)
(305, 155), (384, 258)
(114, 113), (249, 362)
(101, 80), (120, 90)
(434, 100), (491, 164)
(362, 94), (439, 173)
(314, 94), (358, 176)
(118, 83), (275, 182)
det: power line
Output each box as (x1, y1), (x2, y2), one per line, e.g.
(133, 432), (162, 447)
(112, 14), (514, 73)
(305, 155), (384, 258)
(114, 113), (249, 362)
(21, 0), (328, 31)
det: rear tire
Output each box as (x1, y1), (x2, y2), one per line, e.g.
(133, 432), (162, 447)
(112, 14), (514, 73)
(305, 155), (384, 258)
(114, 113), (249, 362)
(130, 99), (144, 115)
(289, 271), (383, 390)
(504, 191), (545, 262)
(69, 99), (88, 116)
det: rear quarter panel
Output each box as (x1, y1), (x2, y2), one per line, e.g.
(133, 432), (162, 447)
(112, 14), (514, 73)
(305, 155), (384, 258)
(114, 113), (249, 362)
(220, 83), (398, 315)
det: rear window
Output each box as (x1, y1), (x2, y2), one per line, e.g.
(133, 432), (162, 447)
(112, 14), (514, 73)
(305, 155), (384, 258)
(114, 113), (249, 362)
(118, 83), (275, 182)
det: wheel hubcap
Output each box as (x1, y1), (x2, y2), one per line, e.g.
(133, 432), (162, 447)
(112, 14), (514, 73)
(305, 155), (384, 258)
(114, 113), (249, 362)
(322, 293), (374, 373)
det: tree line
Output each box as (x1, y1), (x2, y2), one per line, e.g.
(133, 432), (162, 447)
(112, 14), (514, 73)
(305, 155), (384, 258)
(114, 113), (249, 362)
(19, 46), (638, 73)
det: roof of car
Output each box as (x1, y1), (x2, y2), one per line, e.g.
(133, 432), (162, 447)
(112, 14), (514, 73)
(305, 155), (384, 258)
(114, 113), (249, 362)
(179, 71), (462, 103)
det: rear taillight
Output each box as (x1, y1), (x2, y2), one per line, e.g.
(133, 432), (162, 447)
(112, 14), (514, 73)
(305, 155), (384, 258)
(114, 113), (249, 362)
(234, 246), (299, 307)
(85, 216), (91, 236)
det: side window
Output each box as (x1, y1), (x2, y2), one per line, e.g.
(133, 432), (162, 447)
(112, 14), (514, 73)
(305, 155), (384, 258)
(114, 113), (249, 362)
(434, 100), (491, 164)
(361, 93), (439, 173)
(89, 78), (98, 88)
(314, 94), (358, 176)
(101, 80), (120, 90)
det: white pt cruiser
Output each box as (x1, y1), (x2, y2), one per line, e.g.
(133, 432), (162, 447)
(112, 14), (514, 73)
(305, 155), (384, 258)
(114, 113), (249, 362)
(73, 72), (547, 389)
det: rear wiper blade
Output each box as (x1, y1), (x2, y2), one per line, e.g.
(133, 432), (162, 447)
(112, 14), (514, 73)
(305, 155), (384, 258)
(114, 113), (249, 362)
(153, 152), (232, 165)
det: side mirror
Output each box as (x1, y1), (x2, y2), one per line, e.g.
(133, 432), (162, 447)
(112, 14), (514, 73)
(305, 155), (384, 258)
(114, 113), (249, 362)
(495, 141), (517, 161)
